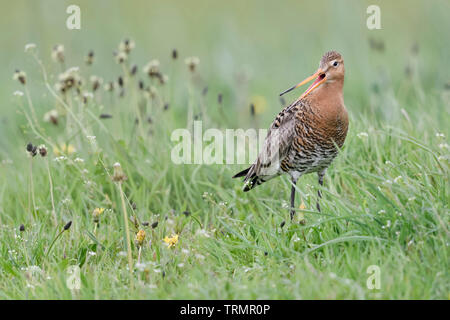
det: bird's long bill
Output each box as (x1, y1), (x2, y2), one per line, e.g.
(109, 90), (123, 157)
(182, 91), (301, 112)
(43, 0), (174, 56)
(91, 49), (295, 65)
(279, 69), (326, 98)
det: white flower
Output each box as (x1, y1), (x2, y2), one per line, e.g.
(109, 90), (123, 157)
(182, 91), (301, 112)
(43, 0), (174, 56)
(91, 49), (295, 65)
(13, 90), (24, 97)
(117, 251), (127, 257)
(438, 143), (449, 150)
(86, 135), (96, 144)
(177, 263), (185, 268)
(87, 251), (96, 256)
(195, 229), (210, 238)
(74, 157), (85, 163)
(435, 132), (445, 139)
(357, 132), (368, 139)
(195, 253), (205, 260)
(393, 176), (402, 183)
(143, 59), (160, 75)
(54, 156), (68, 162)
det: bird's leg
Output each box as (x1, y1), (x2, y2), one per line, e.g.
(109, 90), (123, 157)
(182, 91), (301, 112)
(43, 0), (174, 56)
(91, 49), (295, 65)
(316, 170), (326, 212)
(290, 177), (298, 220)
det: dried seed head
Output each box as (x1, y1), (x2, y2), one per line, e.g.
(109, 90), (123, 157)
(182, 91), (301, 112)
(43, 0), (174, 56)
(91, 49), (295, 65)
(112, 162), (127, 182)
(99, 113), (113, 119)
(85, 50), (94, 65)
(145, 86), (157, 100)
(250, 103), (255, 116)
(31, 146), (37, 157)
(142, 221), (149, 226)
(104, 81), (115, 92)
(172, 49), (178, 60)
(185, 56), (200, 72)
(143, 60), (160, 78)
(56, 67), (82, 93)
(280, 220), (286, 228)
(138, 80), (144, 90)
(19, 224), (25, 232)
(218, 93), (223, 104)
(159, 74), (169, 85)
(82, 92), (93, 104)
(38, 145), (47, 157)
(64, 221), (72, 230)
(117, 76), (124, 88)
(136, 229), (146, 246)
(51, 44), (65, 63)
(119, 38), (135, 54)
(13, 70), (27, 85)
(151, 221), (158, 229)
(183, 210), (191, 217)
(130, 64), (138, 76)
(90, 75), (103, 92)
(26, 142), (33, 152)
(43, 109), (59, 125)
(163, 103), (169, 111)
(114, 51), (128, 64)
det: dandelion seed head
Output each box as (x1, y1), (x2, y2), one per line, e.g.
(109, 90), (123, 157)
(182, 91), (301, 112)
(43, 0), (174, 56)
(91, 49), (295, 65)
(51, 44), (65, 63)
(13, 70), (27, 85)
(185, 56), (200, 72)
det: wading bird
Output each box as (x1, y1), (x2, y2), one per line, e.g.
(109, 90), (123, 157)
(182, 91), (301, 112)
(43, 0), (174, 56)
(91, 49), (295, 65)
(233, 51), (348, 219)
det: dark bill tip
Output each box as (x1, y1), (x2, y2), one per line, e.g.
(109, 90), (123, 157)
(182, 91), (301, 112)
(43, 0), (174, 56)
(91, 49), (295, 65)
(279, 85), (296, 96)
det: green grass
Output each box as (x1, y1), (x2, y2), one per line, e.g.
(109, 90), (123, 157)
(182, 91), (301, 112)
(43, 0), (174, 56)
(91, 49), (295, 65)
(0, 0), (449, 299)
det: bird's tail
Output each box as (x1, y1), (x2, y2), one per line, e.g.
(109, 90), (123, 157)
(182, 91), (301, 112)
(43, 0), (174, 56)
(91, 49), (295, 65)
(232, 167), (250, 179)
(232, 165), (261, 192)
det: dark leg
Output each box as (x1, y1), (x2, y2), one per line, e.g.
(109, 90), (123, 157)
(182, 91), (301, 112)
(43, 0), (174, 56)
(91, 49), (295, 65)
(316, 170), (326, 212)
(290, 177), (298, 220)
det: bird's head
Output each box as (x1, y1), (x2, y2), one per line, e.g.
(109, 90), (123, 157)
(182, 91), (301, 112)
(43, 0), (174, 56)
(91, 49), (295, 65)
(280, 51), (345, 99)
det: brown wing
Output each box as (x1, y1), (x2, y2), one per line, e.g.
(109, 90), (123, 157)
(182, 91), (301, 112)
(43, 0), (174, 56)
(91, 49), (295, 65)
(241, 101), (300, 190)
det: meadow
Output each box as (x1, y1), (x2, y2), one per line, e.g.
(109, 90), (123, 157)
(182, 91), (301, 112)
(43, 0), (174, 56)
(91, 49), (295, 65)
(0, 0), (448, 299)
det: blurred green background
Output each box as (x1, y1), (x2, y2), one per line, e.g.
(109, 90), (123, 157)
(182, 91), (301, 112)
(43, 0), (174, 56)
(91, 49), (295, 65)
(1, 0), (449, 159)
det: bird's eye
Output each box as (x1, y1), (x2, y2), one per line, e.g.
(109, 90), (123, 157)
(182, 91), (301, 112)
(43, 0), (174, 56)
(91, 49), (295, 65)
(333, 61), (339, 67)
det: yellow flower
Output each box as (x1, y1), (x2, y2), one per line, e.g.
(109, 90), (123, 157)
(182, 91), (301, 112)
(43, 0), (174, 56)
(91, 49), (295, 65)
(136, 229), (146, 246)
(93, 207), (105, 223)
(297, 200), (306, 225)
(250, 95), (267, 115)
(163, 234), (179, 248)
(53, 143), (76, 156)
(299, 201), (306, 210)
